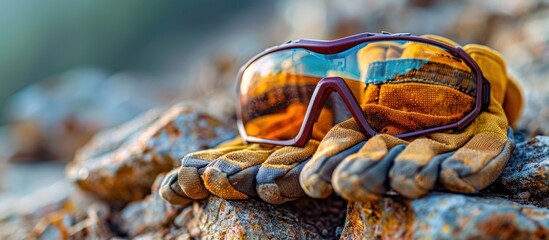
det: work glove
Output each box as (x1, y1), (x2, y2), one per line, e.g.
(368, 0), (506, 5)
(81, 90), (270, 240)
(160, 35), (524, 205)
(159, 102), (332, 205)
(300, 35), (524, 201)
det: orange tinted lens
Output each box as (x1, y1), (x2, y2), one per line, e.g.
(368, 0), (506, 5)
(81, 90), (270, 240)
(357, 40), (477, 135)
(240, 71), (321, 141)
(240, 48), (331, 141)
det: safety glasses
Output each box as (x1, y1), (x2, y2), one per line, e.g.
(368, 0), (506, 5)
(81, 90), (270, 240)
(236, 32), (491, 147)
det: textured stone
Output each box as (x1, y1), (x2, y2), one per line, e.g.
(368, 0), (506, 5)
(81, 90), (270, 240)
(119, 174), (185, 237)
(341, 192), (549, 240)
(171, 195), (347, 239)
(0, 181), (115, 240)
(500, 135), (549, 198)
(31, 202), (114, 240)
(119, 171), (347, 239)
(0, 181), (70, 240)
(66, 101), (237, 204)
(4, 131), (549, 240)
(119, 172), (347, 239)
(114, 175), (348, 238)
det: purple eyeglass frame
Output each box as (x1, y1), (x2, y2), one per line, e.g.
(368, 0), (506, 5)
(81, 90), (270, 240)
(236, 32), (491, 147)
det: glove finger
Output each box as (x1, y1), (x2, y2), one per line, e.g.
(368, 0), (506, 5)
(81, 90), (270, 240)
(159, 168), (193, 206)
(179, 144), (247, 199)
(300, 119), (366, 198)
(203, 144), (279, 200)
(388, 131), (473, 198)
(440, 127), (513, 193)
(389, 150), (455, 198)
(502, 76), (523, 128)
(389, 115), (492, 198)
(256, 140), (319, 204)
(332, 134), (407, 202)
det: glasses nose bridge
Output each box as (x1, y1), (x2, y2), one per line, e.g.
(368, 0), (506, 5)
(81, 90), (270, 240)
(308, 77), (377, 137)
(304, 77), (338, 124)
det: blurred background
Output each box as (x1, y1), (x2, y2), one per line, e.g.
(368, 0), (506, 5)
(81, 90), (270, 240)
(1, 0), (549, 213)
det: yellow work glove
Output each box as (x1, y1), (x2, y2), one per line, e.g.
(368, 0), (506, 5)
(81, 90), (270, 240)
(301, 35), (524, 201)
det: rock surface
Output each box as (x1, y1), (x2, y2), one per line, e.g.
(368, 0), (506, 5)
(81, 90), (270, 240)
(0, 181), (115, 240)
(174, 195), (345, 239)
(7, 101), (549, 239)
(341, 193), (549, 240)
(118, 174), (185, 237)
(500, 135), (549, 199)
(115, 174), (347, 239)
(168, 195), (346, 239)
(66, 102), (237, 204)
(0, 181), (72, 240)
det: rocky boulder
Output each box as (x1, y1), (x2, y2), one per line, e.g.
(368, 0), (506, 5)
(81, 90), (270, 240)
(66, 102), (237, 204)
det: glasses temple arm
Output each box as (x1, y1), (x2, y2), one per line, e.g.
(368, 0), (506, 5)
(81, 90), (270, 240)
(481, 76), (491, 111)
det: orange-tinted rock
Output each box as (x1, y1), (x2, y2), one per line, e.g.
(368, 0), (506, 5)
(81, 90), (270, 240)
(118, 173), (347, 239)
(165, 195), (346, 239)
(66, 102), (236, 204)
(175, 196), (332, 239)
(341, 193), (549, 239)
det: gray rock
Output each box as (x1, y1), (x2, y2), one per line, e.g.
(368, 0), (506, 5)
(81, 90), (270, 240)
(341, 192), (549, 240)
(119, 174), (185, 237)
(120, 173), (347, 239)
(0, 181), (115, 240)
(168, 195), (347, 239)
(499, 135), (549, 198)
(66, 101), (237, 204)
